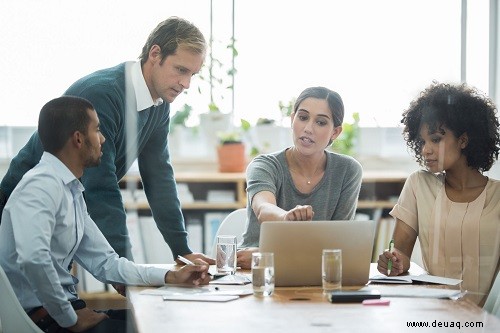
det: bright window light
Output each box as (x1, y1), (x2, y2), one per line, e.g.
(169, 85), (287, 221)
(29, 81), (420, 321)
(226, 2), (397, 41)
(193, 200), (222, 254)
(0, 0), (478, 128)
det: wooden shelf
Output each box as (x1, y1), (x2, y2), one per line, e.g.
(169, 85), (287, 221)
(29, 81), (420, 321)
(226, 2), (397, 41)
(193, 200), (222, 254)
(361, 170), (409, 183)
(358, 172), (406, 212)
(174, 172), (246, 182)
(121, 171), (407, 214)
(122, 172), (247, 212)
(357, 200), (397, 210)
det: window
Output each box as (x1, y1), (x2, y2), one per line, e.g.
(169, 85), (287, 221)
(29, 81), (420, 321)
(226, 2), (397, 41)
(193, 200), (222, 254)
(0, 0), (492, 128)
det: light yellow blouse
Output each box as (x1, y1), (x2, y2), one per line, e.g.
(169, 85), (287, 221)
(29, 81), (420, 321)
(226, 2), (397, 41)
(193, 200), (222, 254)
(390, 170), (500, 305)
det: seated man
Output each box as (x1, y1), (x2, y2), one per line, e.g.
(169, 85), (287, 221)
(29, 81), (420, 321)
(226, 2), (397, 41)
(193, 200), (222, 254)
(0, 96), (210, 333)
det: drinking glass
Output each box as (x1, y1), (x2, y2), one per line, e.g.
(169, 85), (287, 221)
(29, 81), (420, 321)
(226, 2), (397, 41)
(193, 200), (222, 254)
(252, 252), (275, 296)
(322, 249), (342, 294)
(216, 235), (237, 274)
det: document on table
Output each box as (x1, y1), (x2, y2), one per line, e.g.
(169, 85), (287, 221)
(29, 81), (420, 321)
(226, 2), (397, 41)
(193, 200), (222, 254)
(209, 274), (251, 285)
(363, 285), (464, 299)
(140, 285), (253, 302)
(162, 295), (239, 302)
(369, 274), (462, 286)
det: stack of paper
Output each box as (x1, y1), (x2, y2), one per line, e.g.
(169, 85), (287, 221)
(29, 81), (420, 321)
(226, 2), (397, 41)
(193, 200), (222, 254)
(370, 274), (462, 286)
(363, 285), (464, 299)
(209, 274), (251, 285)
(177, 183), (194, 203)
(138, 215), (174, 264)
(204, 212), (229, 253)
(140, 285), (252, 302)
(206, 190), (235, 203)
(186, 217), (203, 253)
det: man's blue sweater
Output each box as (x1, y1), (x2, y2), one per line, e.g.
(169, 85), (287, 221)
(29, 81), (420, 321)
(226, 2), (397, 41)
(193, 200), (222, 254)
(0, 63), (190, 259)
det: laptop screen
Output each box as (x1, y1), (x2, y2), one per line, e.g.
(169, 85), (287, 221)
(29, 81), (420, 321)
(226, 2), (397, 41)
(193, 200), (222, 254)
(259, 220), (376, 287)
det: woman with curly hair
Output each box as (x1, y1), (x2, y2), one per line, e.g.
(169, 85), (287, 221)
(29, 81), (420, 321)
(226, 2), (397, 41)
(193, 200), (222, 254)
(377, 82), (500, 305)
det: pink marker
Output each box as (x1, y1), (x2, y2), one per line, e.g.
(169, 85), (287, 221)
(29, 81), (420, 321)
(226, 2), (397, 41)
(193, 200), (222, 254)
(362, 299), (390, 306)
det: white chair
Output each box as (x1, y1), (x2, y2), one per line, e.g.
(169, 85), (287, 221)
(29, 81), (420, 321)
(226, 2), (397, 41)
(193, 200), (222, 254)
(484, 271), (500, 318)
(211, 208), (247, 257)
(0, 265), (44, 333)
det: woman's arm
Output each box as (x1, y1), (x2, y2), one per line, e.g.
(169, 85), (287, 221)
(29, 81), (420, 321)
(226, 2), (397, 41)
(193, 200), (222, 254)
(377, 219), (417, 275)
(252, 191), (314, 223)
(236, 247), (259, 269)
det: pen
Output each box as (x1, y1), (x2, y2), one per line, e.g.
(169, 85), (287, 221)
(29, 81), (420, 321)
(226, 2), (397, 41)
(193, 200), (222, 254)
(177, 255), (196, 266)
(387, 239), (394, 275)
(177, 255), (213, 276)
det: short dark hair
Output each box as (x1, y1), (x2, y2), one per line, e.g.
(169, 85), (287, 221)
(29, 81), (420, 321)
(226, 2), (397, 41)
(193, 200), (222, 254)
(402, 82), (500, 172)
(38, 96), (95, 154)
(139, 16), (206, 65)
(293, 86), (344, 127)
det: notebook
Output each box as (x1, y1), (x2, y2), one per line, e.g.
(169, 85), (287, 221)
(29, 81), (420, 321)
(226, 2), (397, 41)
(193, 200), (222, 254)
(259, 220), (376, 287)
(369, 274), (462, 285)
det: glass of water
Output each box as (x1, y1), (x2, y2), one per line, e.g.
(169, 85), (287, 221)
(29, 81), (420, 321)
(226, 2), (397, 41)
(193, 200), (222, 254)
(252, 252), (275, 296)
(322, 249), (342, 294)
(216, 235), (237, 274)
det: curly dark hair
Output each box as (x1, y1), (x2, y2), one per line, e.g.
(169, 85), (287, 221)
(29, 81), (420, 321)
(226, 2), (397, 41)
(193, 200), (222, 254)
(401, 82), (500, 172)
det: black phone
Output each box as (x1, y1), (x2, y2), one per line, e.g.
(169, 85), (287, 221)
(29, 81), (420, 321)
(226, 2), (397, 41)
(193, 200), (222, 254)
(328, 290), (381, 303)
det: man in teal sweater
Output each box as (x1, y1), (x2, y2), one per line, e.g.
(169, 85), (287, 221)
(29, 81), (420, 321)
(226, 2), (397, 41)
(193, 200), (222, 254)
(0, 17), (214, 265)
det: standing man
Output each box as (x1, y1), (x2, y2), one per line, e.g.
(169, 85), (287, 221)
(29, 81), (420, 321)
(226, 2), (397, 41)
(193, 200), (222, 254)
(0, 96), (210, 332)
(0, 17), (213, 264)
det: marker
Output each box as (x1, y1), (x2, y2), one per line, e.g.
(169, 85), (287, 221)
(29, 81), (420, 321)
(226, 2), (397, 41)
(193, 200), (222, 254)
(177, 255), (212, 276)
(387, 239), (394, 275)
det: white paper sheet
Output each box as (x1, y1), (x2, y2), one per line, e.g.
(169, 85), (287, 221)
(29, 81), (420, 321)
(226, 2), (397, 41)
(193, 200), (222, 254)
(140, 285), (253, 297)
(162, 295), (239, 302)
(209, 274), (251, 285)
(363, 285), (463, 299)
(370, 274), (462, 286)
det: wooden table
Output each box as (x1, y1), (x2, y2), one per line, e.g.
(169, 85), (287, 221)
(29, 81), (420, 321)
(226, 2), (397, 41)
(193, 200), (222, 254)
(127, 265), (500, 332)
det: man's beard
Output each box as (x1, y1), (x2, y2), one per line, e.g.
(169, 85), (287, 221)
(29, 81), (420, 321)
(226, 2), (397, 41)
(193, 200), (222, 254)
(83, 139), (101, 168)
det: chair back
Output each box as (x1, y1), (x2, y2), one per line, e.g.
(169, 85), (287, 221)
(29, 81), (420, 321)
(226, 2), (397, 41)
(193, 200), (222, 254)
(0, 265), (44, 332)
(212, 208), (247, 257)
(484, 271), (500, 318)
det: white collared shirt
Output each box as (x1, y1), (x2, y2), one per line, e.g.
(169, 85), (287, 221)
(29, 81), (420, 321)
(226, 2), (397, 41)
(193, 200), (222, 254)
(129, 61), (163, 111)
(0, 152), (167, 327)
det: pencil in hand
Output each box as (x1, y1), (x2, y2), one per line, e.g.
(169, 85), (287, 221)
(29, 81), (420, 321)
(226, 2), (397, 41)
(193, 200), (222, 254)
(387, 239), (394, 275)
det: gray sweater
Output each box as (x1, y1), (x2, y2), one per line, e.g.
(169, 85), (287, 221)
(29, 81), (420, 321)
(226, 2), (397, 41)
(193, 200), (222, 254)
(240, 148), (363, 247)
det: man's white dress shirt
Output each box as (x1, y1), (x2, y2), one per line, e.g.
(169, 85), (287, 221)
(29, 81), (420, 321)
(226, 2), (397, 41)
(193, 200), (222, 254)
(0, 152), (167, 327)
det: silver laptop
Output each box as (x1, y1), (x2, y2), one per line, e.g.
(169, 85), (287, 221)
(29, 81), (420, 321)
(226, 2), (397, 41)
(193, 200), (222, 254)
(259, 220), (376, 287)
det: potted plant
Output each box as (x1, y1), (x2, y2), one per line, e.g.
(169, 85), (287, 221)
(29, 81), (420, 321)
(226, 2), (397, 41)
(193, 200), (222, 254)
(250, 118), (275, 155)
(278, 97), (296, 126)
(169, 104), (191, 157)
(169, 103), (204, 158)
(330, 112), (360, 156)
(240, 119), (260, 159)
(216, 130), (246, 173)
(248, 100), (295, 155)
(198, 34), (237, 155)
(170, 103), (193, 131)
(256, 118), (276, 126)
